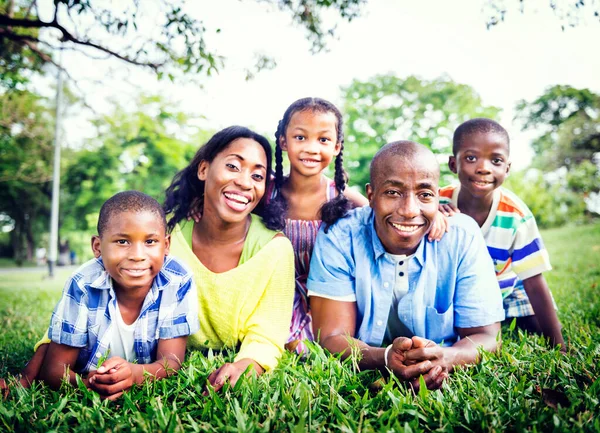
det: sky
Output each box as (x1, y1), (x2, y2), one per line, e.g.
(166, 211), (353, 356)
(50, 0), (600, 170)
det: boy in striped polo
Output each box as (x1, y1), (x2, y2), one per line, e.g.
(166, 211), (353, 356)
(439, 118), (565, 351)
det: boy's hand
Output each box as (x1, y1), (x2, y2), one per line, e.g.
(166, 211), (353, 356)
(206, 359), (263, 393)
(439, 203), (459, 217)
(428, 211), (450, 242)
(88, 357), (135, 400)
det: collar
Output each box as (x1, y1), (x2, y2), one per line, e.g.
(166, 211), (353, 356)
(368, 207), (426, 267)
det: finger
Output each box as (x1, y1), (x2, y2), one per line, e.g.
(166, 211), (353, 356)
(393, 360), (432, 381)
(103, 390), (125, 401)
(392, 336), (413, 352)
(91, 378), (131, 396)
(411, 336), (435, 349)
(97, 357), (125, 374)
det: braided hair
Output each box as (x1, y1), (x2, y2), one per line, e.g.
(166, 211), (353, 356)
(273, 97), (352, 232)
(164, 126), (285, 233)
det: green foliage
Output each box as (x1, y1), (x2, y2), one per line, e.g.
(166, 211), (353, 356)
(0, 0), (366, 81)
(1, 223), (599, 431)
(483, 0), (600, 29)
(515, 85), (600, 222)
(0, 89), (54, 262)
(60, 95), (204, 233)
(341, 74), (501, 187)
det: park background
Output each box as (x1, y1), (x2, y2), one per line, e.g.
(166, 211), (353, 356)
(1, 0), (599, 431)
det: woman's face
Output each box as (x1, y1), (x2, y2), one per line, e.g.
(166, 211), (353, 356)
(197, 138), (268, 224)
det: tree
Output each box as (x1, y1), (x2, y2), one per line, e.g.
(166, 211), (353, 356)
(483, 0), (600, 29)
(60, 95), (204, 233)
(515, 85), (600, 221)
(0, 88), (54, 263)
(0, 0), (366, 81)
(341, 74), (501, 188)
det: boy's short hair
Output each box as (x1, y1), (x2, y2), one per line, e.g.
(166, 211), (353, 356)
(97, 191), (166, 236)
(453, 118), (510, 155)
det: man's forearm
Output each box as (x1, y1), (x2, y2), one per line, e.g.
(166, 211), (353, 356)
(444, 330), (500, 372)
(320, 334), (386, 370)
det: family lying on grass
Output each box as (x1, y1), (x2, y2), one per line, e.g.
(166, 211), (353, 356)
(0, 98), (565, 400)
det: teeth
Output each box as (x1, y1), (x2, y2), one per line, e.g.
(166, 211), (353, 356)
(301, 159), (319, 166)
(224, 193), (249, 204)
(473, 181), (491, 186)
(127, 269), (146, 274)
(391, 223), (420, 232)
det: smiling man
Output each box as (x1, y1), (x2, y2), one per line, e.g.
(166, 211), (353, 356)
(307, 140), (505, 390)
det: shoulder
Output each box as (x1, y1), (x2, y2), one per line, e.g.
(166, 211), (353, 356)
(160, 255), (193, 281)
(496, 187), (534, 219)
(439, 184), (457, 203)
(344, 187), (369, 208)
(70, 257), (106, 288)
(243, 214), (293, 260)
(443, 214), (483, 246)
(326, 206), (372, 236)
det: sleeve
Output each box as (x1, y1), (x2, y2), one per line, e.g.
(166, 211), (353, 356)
(453, 227), (506, 328)
(510, 215), (552, 281)
(306, 225), (356, 298)
(234, 238), (295, 371)
(48, 276), (89, 348)
(158, 259), (201, 339)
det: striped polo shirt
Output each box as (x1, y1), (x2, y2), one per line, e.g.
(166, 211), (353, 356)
(439, 185), (552, 299)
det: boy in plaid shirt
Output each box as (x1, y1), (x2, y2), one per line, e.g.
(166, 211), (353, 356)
(1, 191), (199, 399)
(439, 119), (565, 351)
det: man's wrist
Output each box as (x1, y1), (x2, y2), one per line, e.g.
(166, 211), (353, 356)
(384, 344), (393, 368)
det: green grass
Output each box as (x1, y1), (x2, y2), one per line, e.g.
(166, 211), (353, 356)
(1, 224), (599, 432)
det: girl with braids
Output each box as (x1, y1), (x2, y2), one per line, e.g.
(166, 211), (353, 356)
(270, 97), (368, 353)
(164, 126), (295, 391)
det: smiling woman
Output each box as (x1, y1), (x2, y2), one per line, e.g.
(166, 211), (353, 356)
(163, 126), (295, 390)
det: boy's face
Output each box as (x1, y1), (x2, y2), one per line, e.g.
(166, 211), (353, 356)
(366, 154), (439, 256)
(449, 132), (511, 198)
(92, 210), (169, 293)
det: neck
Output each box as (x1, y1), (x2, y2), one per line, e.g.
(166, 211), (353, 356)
(457, 188), (495, 215)
(195, 209), (250, 246)
(285, 172), (325, 195)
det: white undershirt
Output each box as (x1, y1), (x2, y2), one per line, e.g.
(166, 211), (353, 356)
(385, 253), (414, 343)
(109, 303), (137, 362)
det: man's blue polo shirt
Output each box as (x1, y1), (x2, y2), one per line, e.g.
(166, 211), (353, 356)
(307, 206), (505, 347)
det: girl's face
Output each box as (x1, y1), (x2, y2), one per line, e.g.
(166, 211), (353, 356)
(280, 110), (341, 178)
(197, 138), (268, 225)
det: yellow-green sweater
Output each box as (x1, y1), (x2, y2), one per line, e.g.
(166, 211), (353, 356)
(169, 214), (295, 371)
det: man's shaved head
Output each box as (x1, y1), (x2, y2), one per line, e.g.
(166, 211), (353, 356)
(369, 141), (440, 188)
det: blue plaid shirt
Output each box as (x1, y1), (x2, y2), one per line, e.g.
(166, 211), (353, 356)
(48, 255), (200, 373)
(308, 207), (505, 347)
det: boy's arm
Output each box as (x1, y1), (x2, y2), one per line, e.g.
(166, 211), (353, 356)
(522, 274), (566, 351)
(89, 336), (188, 400)
(38, 342), (84, 389)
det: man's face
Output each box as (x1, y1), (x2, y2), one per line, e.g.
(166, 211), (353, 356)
(367, 155), (439, 255)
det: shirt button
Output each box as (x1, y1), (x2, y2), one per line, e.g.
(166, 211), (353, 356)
(399, 261), (404, 265)
(399, 272), (404, 277)
(376, 320), (383, 326)
(383, 282), (389, 288)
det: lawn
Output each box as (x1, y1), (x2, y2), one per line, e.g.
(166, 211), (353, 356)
(1, 223), (599, 432)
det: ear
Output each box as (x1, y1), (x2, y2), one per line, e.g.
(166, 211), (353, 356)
(333, 141), (342, 156)
(197, 160), (209, 181)
(278, 135), (288, 151)
(448, 156), (458, 174)
(164, 234), (171, 256)
(506, 161), (512, 176)
(366, 183), (373, 203)
(91, 236), (102, 258)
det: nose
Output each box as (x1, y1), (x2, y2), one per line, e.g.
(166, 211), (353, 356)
(397, 193), (420, 219)
(129, 242), (146, 261)
(476, 159), (491, 174)
(304, 138), (320, 154)
(234, 169), (252, 189)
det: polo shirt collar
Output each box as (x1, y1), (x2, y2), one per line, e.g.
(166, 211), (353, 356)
(367, 207), (427, 266)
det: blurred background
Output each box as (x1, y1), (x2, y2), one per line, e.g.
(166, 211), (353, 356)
(1, 0), (599, 266)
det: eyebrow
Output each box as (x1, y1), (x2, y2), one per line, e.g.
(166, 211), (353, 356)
(289, 126), (335, 135)
(227, 153), (266, 170)
(381, 179), (437, 189)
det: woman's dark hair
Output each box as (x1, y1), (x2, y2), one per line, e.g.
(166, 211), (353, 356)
(164, 125), (285, 232)
(272, 97), (352, 231)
